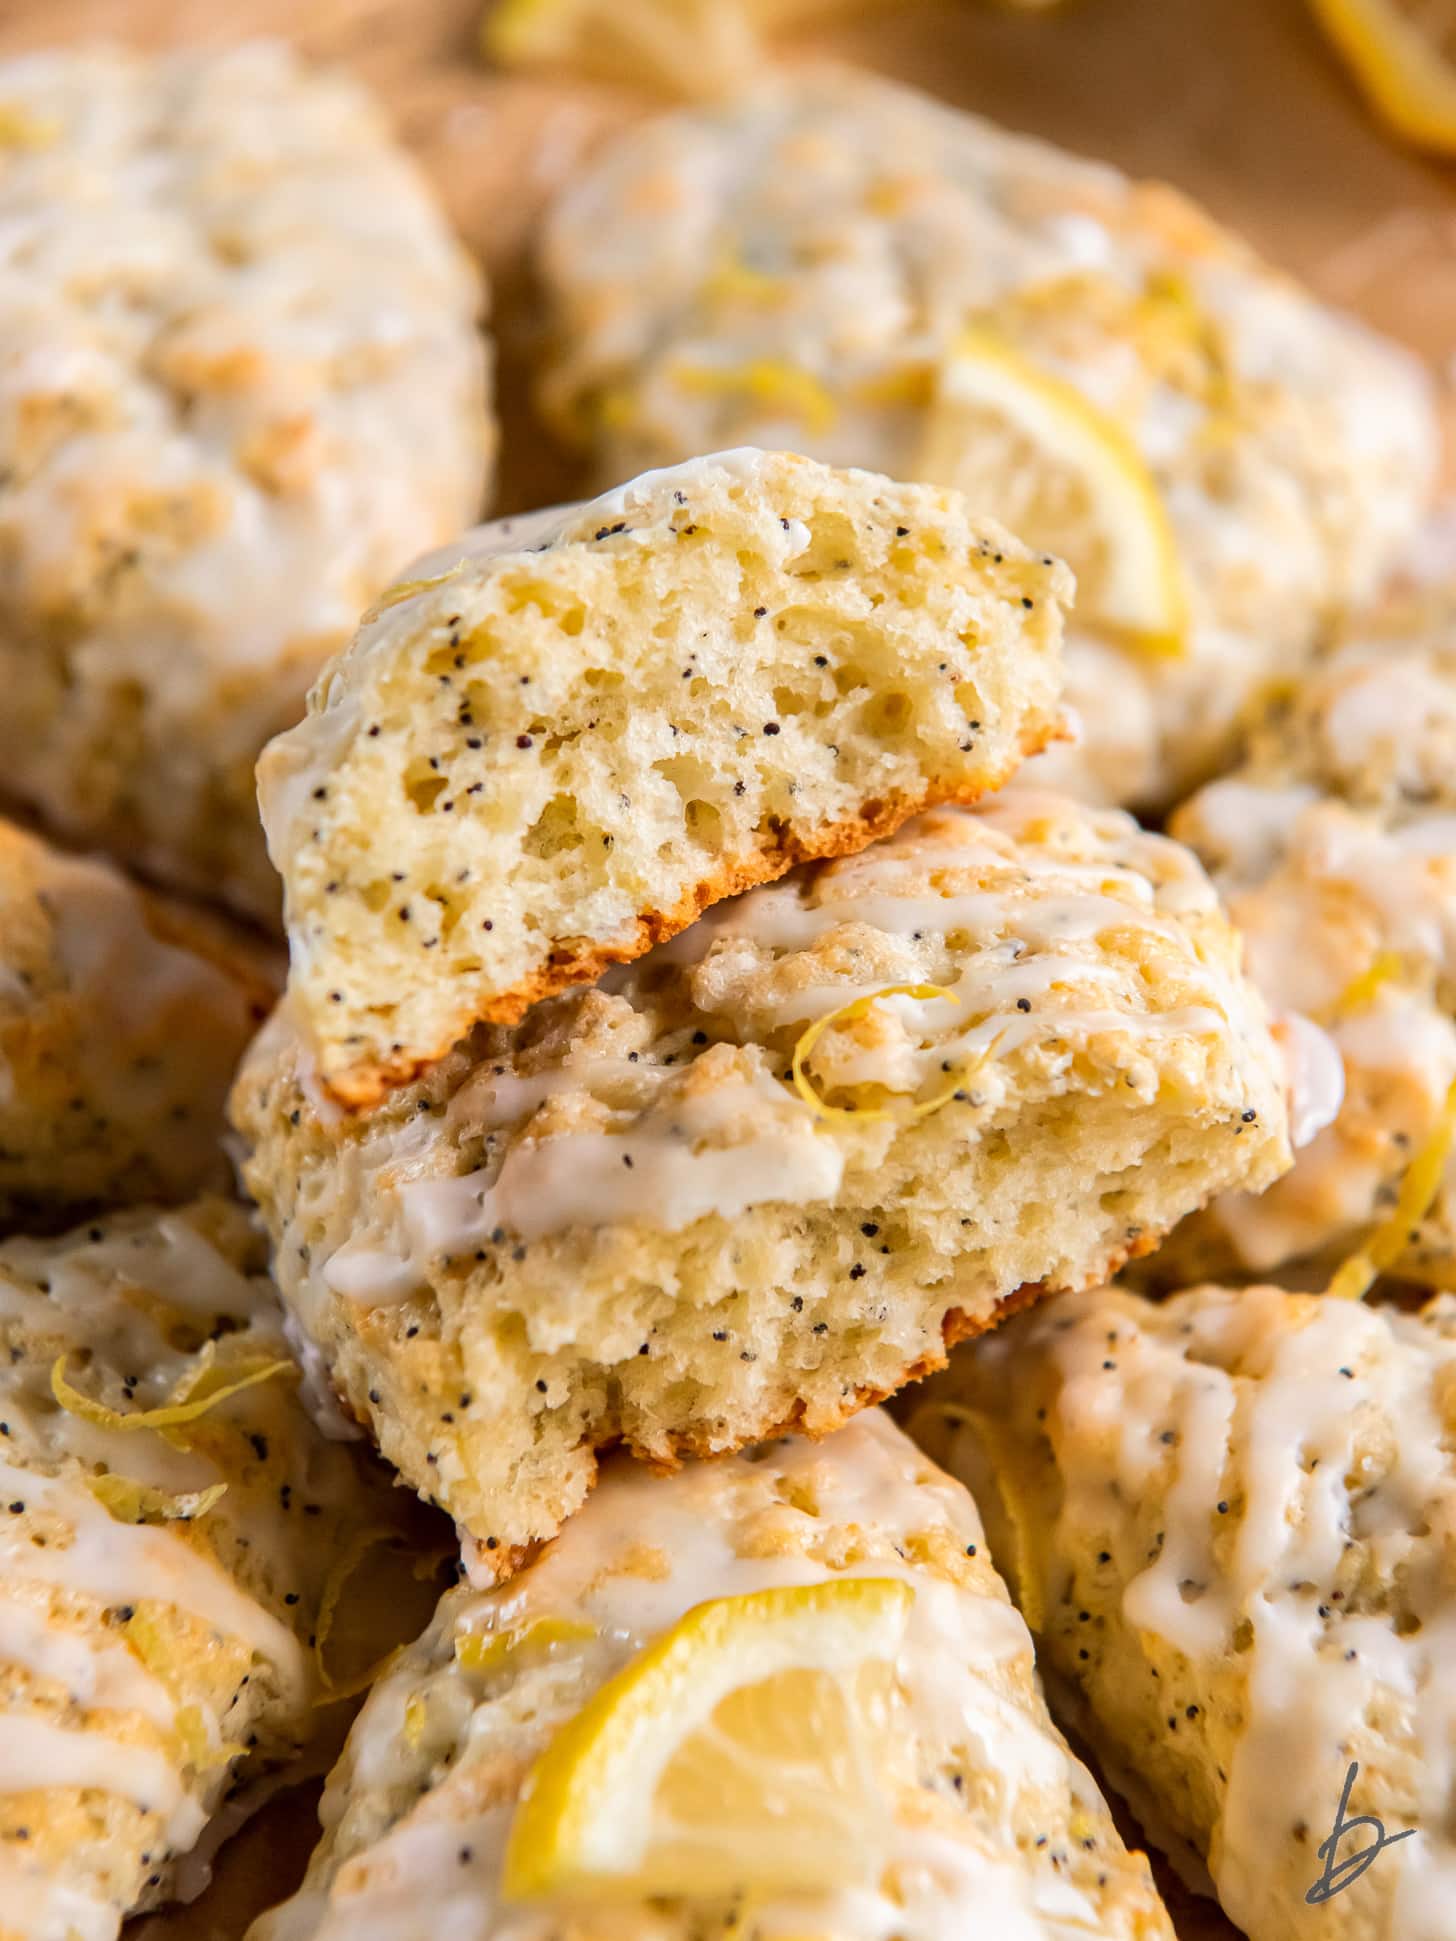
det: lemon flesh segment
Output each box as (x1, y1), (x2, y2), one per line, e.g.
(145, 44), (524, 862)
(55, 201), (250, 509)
(919, 327), (1189, 658)
(502, 1577), (913, 1904)
(1310, 0), (1456, 155)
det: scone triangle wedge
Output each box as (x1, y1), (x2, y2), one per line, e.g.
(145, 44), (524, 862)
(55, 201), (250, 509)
(259, 449), (1072, 1106)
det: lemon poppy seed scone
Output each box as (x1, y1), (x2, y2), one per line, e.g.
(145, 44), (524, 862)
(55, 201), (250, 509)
(247, 1408), (1175, 1941)
(259, 449), (1072, 1105)
(0, 1196), (429, 1941)
(538, 70), (1437, 806)
(1159, 593), (1456, 1286)
(0, 819), (277, 1233)
(917, 1281), (1456, 1941)
(0, 42), (491, 921)
(232, 789), (1290, 1564)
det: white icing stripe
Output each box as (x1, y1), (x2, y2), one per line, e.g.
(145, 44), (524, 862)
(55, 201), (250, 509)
(1038, 1289), (1456, 1940)
(0, 1595), (173, 1727)
(0, 1860), (117, 1941)
(0, 1461), (307, 1701)
(0, 1714), (207, 1848)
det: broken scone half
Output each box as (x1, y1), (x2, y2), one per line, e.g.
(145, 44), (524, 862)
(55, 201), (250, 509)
(0, 1198), (430, 1941)
(246, 1409), (1176, 1941)
(231, 789), (1289, 1565)
(259, 449), (1072, 1105)
(916, 1280), (1456, 1941)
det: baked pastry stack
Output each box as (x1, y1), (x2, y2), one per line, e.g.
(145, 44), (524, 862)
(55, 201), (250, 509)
(235, 447), (1290, 1576)
(3, 33), (1448, 1941)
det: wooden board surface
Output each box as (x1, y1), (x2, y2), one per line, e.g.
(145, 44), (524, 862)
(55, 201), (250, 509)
(1, 1), (1450, 1934)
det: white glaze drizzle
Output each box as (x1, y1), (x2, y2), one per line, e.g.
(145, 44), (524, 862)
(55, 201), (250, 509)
(1029, 1286), (1456, 1939)
(318, 794), (1264, 1301)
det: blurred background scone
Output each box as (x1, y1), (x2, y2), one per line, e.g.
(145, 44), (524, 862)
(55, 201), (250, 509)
(231, 789), (1289, 1564)
(0, 818), (275, 1233)
(536, 70), (1437, 808)
(247, 1409), (1176, 1941)
(1161, 590), (1456, 1287)
(0, 41), (493, 923)
(0, 1197), (432, 1941)
(917, 1281), (1456, 1941)
(259, 450), (1072, 1102)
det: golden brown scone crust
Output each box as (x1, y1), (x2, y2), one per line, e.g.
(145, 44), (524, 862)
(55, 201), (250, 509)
(232, 789), (1289, 1562)
(249, 1410), (1176, 1941)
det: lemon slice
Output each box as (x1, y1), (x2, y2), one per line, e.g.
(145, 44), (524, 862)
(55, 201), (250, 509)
(502, 1577), (912, 1903)
(918, 326), (1189, 657)
(1310, 0), (1456, 155)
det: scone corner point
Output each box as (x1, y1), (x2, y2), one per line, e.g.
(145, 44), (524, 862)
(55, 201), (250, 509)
(258, 448), (1073, 1107)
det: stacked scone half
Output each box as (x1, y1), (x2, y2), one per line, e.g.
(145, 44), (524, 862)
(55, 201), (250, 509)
(231, 442), (1294, 1935)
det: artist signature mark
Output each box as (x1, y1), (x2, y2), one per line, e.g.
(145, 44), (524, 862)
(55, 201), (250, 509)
(1305, 1760), (1416, 1905)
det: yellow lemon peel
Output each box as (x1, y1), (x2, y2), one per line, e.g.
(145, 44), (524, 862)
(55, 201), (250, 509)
(1327, 1074), (1456, 1299)
(0, 103), (60, 150)
(673, 358), (837, 436)
(86, 1475), (229, 1525)
(456, 1616), (597, 1677)
(403, 1693), (429, 1751)
(791, 984), (964, 1124)
(1329, 948), (1406, 1021)
(367, 560), (466, 620)
(173, 1703), (234, 1773)
(52, 1354), (295, 1439)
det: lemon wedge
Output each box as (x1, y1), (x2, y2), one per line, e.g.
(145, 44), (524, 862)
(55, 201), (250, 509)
(502, 1577), (912, 1903)
(1310, 0), (1456, 155)
(919, 326), (1189, 657)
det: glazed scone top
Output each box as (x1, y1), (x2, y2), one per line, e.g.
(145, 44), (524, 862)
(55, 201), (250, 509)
(0, 40), (487, 677)
(268, 788), (1287, 1310)
(540, 71), (1435, 649)
(0, 1199), (412, 1939)
(0, 820), (274, 1227)
(1169, 599), (1456, 1276)
(248, 1409), (1174, 1941)
(939, 1283), (1456, 1941)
